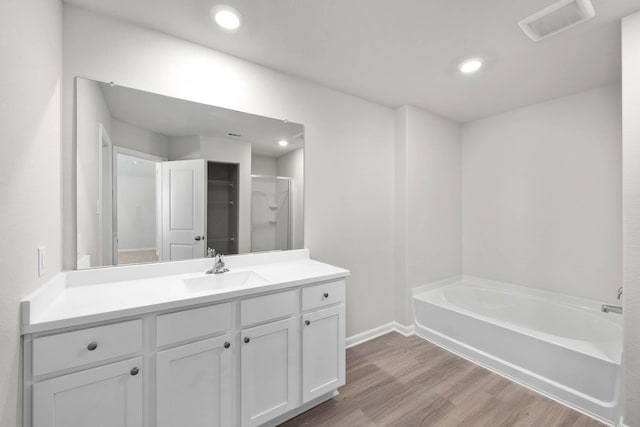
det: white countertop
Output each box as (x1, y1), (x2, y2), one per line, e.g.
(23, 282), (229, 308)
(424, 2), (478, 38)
(21, 249), (349, 334)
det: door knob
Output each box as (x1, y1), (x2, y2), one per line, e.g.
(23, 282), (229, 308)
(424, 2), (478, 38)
(195, 236), (202, 241)
(244, 337), (250, 344)
(305, 320), (311, 326)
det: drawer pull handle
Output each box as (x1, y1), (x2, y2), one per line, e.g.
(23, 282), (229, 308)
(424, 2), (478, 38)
(87, 342), (98, 351)
(224, 342), (231, 349)
(323, 293), (329, 298)
(305, 320), (311, 326)
(130, 367), (139, 376)
(244, 337), (250, 344)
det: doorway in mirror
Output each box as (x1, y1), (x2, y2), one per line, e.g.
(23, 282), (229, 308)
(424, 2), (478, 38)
(207, 162), (239, 255)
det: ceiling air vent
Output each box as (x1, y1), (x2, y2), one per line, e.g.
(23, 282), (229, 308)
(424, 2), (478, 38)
(518, 0), (595, 42)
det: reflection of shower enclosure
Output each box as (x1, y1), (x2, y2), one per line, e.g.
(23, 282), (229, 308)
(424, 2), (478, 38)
(251, 175), (292, 252)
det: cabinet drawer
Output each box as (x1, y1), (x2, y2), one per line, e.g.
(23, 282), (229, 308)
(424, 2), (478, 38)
(156, 303), (232, 347)
(302, 280), (345, 311)
(241, 290), (297, 327)
(32, 320), (142, 376)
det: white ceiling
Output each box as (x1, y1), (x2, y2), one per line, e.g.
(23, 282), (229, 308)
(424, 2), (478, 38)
(98, 81), (304, 157)
(66, 0), (640, 122)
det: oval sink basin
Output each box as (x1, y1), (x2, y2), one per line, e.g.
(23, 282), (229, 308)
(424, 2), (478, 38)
(183, 271), (268, 293)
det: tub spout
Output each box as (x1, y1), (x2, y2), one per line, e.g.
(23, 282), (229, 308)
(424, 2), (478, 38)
(601, 304), (622, 315)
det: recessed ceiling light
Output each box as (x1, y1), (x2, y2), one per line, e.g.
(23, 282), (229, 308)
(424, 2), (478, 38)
(212, 6), (241, 30)
(278, 140), (289, 147)
(458, 58), (483, 74)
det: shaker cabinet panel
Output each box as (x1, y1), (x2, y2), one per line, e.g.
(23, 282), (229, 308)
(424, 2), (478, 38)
(32, 357), (143, 427)
(156, 334), (235, 427)
(240, 317), (299, 427)
(302, 304), (345, 403)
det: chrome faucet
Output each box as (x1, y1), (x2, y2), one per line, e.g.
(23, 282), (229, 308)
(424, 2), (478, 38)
(206, 253), (229, 275)
(601, 287), (623, 315)
(602, 305), (622, 314)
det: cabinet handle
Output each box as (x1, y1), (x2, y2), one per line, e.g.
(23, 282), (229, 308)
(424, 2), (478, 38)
(244, 337), (250, 344)
(224, 342), (231, 349)
(305, 320), (311, 326)
(323, 293), (329, 298)
(130, 367), (139, 376)
(87, 342), (98, 351)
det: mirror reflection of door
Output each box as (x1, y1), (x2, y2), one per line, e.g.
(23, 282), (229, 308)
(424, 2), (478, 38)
(114, 149), (165, 265)
(161, 159), (206, 261)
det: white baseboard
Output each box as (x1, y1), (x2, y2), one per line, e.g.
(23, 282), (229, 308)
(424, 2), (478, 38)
(346, 321), (415, 348)
(393, 322), (415, 336)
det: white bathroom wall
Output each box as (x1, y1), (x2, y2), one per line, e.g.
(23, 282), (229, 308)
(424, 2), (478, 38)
(62, 5), (396, 336)
(76, 78), (112, 267)
(277, 149), (305, 250)
(462, 85), (622, 303)
(622, 11), (640, 427)
(0, 1), (62, 426)
(394, 105), (462, 325)
(111, 118), (169, 158)
(168, 135), (201, 160)
(252, 154), (277, 176)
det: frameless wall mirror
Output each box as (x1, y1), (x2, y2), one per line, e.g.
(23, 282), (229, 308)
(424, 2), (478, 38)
(75, 77), (304, 269)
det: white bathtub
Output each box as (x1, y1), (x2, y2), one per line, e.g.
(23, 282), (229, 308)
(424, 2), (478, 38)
(412, 276), (622, 425)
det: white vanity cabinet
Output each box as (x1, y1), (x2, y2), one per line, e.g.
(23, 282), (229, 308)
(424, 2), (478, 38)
(156, 334), (235, 427)
(155, 302), (235, 427)
(239, 290), (299, 427)
(301, 280), (346, 403)
(23, 254), (349, 427)
(241, 317), (299, 426)
(33, 357), (143, 427)
(28, 319), (144, 427)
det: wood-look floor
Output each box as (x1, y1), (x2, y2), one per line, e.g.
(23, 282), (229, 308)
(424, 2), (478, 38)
(281, 332), (605, 427)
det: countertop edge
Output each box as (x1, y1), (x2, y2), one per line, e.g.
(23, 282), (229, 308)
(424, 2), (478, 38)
(22, 270), (349, 335)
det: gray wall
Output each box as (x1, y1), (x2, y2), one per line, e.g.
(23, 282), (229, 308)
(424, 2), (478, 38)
(0, 1), (62, 426)
(394, 105), (462, 325)
(462, 85), (622, 303)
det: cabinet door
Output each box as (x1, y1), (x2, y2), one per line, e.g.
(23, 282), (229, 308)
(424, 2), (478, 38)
(302, 304), (345, 403)
(241, 317), (299, 427)
(33, 357), (143, 427)
(156, 334), (234, 427)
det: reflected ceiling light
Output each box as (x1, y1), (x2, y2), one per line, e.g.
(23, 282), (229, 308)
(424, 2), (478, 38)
(212, 6), (242, 30)
(278, 140), (289, 147)
(458, 58), (483, 74)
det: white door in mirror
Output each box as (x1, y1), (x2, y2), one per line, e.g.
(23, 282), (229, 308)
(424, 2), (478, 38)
(161, 160), (206, 261)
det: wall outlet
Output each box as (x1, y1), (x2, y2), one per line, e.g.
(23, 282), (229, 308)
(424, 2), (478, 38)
(38, 246), (46, 277)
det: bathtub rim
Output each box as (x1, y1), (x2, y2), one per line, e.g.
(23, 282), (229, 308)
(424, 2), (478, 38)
(412, 275), (622, 364)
